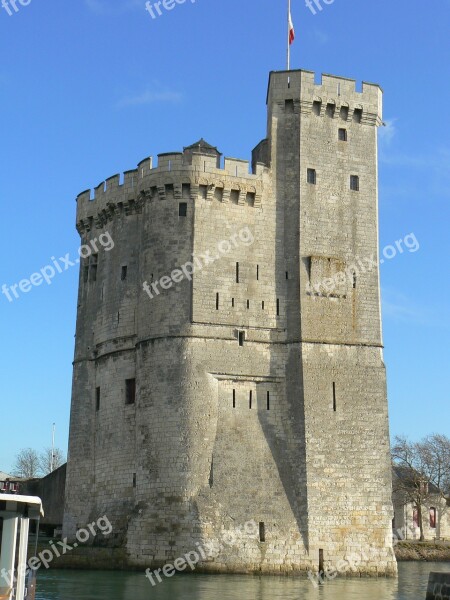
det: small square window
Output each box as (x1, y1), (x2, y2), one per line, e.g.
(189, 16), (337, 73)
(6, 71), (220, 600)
(338, 128), (347, 142)
(350, 175), (360, 191)
(125, 378), (136, 405)
(179, 202), (187, 217)
(307, 169), (316, 185)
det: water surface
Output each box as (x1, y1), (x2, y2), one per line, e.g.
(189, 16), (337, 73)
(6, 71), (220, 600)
(36, 562), (450, 600)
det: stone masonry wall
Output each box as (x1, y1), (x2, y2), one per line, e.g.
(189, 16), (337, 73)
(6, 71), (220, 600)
(63, 70), (396, 576)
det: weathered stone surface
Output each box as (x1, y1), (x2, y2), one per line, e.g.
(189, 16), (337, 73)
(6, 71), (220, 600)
(63, 70), (397, 576)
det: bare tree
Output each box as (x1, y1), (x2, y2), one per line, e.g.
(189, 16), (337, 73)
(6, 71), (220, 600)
(417, 434), (450, 500)
(38, 448), (65, 476)
(12, 448), (40, 479)
(392, 434), (450, 541)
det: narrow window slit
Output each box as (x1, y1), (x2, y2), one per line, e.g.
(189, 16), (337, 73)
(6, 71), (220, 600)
(333, 382), (337, 412)
(125, 378), (136, 405)
(259, 522), (266, 542)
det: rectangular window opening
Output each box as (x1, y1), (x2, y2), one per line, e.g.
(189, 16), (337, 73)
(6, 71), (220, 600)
(257, 265), (259, 281)
(249, 390), (252, 409)
(326, 103), (336, 118)
(230, 190), (239, 204)
(132, 473), (137, 488)
(247, 299), (250, 310)
(121, 266), (128, 281)
(262, 301), (265, 311)
(125, 378), (136, 405)
(285, 99), (294, 114)
(340, 106), (349, 121)
(179, 202), (188, 217)
(259, 522), (266, 542)
(216, 293), (220, 310)
(276, 299), (280, 316)
(95, 387), (100, 412)
(232, 389), (236, 409)
(350, 175), (360, 191)
(430, 507), (436, 529)
(267, 391), (270, 411)
(353, 273), (357, 289)
(312, 100), (321, 116)
(307, 168), (317, 185)
(338, 128), (348, 142)
(353, 108), (363, 123)
(83, 265), (89, 283)
(333, 382), (337, 412)
(236, 262), (239, 283)
(238, 331), (245, 347)
(232, 298), (235, 308)
(90, 257), (98, 282)
(286, 271), (289, 280)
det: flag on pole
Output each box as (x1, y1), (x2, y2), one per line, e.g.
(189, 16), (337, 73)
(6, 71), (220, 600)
(288, 9), (295, 45)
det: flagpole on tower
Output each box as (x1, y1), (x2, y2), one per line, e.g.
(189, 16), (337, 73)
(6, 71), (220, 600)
(287, 0), (291, 71)
(287, 0), (295, 71)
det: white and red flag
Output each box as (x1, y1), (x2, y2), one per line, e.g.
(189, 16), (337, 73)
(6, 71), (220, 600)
(289, 9), (295, 45)
(287, 0), (295, 70)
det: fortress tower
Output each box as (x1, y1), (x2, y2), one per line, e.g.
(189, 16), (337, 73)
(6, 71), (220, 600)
(63, 70), (397, 575)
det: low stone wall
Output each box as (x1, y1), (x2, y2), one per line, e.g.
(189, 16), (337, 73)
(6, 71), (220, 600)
(395, 541), (450, 562)
(39, 546), (129, 571)
(426, 572), (450, 600)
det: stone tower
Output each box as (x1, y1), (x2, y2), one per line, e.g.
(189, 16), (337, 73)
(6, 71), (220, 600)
(63, 70), (397, 576)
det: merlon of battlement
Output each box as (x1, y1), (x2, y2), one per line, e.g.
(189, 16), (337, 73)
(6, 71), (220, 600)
(76, 142), (263, 205)
(266, 69), (382, 123)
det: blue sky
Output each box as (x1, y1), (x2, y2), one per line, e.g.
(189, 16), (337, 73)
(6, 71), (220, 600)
(0, 0), (449, 473)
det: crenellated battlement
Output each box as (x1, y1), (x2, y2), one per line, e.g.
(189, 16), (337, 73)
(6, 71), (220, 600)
(75, 142), (267, 234)
(267, 69), (382, 125)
